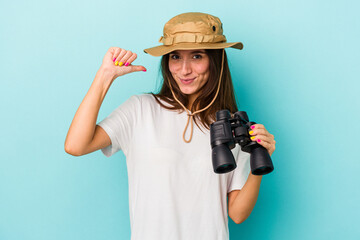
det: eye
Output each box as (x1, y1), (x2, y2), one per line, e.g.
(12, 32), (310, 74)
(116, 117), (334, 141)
(170, 54), (180, 60)
(193, 54), (202, 59)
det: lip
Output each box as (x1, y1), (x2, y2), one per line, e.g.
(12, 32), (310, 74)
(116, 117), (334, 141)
(180, 77), (196, 85)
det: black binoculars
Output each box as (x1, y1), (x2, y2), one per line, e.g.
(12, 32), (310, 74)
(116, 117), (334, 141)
(210, 110), (274, 175)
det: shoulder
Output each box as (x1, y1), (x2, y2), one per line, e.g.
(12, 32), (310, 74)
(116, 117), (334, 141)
(123, 93), (153, 104)
(136, 93), (172, 106)
(128, 93), (161, 110)
(136, 93), (154, 101)
(132, 93), (156, 105)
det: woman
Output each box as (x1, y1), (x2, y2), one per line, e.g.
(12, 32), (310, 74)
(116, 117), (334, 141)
(65, 12), (276, 240)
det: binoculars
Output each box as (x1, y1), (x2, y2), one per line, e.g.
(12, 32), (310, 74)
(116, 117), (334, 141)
(210, 110), (274, 175)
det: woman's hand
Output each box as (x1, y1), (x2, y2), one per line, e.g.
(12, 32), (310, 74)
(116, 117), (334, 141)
(248, 124), (276, 156)
(100, 47), (147, 80)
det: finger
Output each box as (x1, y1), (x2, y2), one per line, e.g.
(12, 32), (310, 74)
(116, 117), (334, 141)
(255, 138), (271, 148)
(250, 134), (272, 144)
(112, 48), (121, 63)
(250, 123), (264, 130)
(249, 128), (269, 137)
(256, 140), (275, 155)
(251, 124), (274, 139)
(108, 47), (115, 55)
(128, 65), (147, 73)
(251, 135), (276, 155)
(115, 49), (127, 66)
(125, 52), (138, 66)
(118, 50), (133, 66)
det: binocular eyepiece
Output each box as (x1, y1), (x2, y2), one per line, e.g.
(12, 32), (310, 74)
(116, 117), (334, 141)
(210, 110), (274, 175)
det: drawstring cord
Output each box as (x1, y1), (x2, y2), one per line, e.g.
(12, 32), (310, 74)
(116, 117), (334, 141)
(168, 49), (225, 143)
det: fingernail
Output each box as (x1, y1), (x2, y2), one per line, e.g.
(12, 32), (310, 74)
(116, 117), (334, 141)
(119, 62), (124, 66)
(115, 61), (118, 66)
(257, 139), (261, 143)
(142, 69), (147, 72)
(113, 58), (116, 62)
(125, 62), (129, 66)
(249, 131), (254, 135)
(250, 136), (255, 140)
(251, 125), (255, 129)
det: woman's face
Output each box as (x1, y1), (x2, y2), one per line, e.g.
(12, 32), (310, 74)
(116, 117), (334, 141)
(168, 49), (210, 98)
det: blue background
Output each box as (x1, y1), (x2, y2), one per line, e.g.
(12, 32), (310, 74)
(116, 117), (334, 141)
(1, 0), (359, 239)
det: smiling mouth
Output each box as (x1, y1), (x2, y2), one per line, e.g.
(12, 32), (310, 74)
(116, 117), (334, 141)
(180, 77), (196, 82)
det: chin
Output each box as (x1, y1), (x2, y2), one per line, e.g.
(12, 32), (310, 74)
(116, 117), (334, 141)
(179, 87), (196, 95)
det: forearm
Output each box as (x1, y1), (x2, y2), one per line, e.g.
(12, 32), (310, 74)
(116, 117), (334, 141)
(64, 68), (114, 154)
(230, 173), (263, 224)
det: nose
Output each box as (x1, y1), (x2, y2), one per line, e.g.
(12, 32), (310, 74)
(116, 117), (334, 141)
(180, 59), (192, 76)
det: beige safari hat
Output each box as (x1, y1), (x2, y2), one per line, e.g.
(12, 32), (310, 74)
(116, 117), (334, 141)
(144, 12), (243, 56)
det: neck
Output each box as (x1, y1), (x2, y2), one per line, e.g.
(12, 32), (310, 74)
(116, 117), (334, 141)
(187, 94), (198, 111)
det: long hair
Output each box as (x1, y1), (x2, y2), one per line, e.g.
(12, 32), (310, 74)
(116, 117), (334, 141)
(149, 49), (239, 131)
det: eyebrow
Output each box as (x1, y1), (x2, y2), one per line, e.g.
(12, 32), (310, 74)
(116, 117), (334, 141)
(171, 50), (206, 54)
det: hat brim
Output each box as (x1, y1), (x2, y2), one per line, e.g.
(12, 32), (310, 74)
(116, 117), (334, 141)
(143, 42), (243, 57)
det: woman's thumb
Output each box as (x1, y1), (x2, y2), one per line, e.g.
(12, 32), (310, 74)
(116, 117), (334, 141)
(128, 65), (147, 73)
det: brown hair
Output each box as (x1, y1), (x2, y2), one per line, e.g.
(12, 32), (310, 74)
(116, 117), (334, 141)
(148, 49), (239, 131)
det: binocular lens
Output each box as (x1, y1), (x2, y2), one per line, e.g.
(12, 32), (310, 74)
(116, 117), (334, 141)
(251, 166), (272, 175)
(250, 147), (274, 175)
(216, 164), (236, 174)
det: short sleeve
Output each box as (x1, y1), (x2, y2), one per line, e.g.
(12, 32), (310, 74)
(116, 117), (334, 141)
(227, 147), (251, 193)
(97, 95), (141, 157)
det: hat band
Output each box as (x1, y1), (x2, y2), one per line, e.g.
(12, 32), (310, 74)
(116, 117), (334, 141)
(159, 33), (227, 46)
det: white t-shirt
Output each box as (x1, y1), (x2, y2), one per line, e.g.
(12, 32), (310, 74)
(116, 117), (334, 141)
(97, 94), (251, 240)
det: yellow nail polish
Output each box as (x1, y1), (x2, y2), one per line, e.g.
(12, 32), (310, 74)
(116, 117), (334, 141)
(251, 136), (255, 140)
(115, 61), (118, 66)
(249, 131), (254, 135)
(119, 62), (124, 66)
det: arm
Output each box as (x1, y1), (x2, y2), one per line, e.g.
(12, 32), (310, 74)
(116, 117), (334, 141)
(64, 47), (146, 156)
(64, 67), (114, 156)
(228, 173), (262, 224)
(228, 123), (275, 223)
